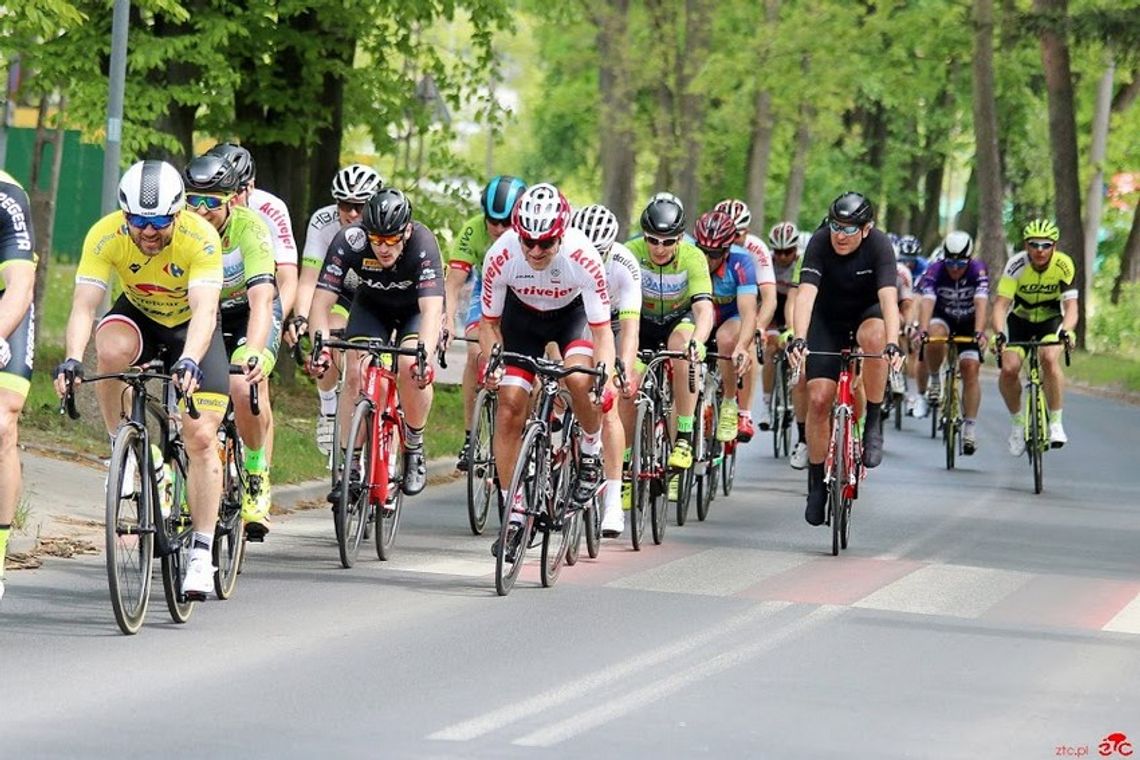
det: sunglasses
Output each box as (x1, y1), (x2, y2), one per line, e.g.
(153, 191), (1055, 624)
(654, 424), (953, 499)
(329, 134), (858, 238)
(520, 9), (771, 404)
(520, 236), (560, 251)
(185, 193), (231, 210)
(700, 246), (729, 258)
(1027, 241), (1054, 250)
(338, 201), (365, 214)
(773, 247), (798, 256)
(828, 220), (861, 236)
(124, 212), (177, 230)
(367, 231), (404, 247)
(945, 258), (969, 268)
(645, 235), (680, 247)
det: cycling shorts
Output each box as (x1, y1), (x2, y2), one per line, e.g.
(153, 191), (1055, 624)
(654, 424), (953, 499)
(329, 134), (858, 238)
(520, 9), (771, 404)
(928, 315), (979, 362)
(221, 298), (284, 375)
(0, 302), (34, 398)
(346, 301), (423, 347)
(639, 310), (695, 352)
(1005, 313), (1061, 360)
(805, 304), (883, 382)
(499, 290), (591, 391)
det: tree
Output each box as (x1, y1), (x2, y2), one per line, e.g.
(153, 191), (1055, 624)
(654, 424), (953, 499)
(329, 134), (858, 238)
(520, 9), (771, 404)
(596, 0), (637, 234)
(743, 0), (779, 232)
(972, 0), (1008, 278)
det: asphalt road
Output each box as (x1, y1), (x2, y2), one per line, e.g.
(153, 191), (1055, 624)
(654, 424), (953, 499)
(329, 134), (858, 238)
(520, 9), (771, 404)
(2, 379), (1139, 759)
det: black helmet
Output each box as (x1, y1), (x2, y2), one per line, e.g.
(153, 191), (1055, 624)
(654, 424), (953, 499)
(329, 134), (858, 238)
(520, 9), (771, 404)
(206, 143), (255, 186)
(640, 195), (685, 237)
(481, 175), (527, 222)
(183, 154), (241, 194)
(828, 191), (874, 226)
(362, 187), (413, 235)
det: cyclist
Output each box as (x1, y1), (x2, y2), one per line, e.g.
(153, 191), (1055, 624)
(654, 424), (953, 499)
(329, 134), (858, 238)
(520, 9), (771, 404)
(309, 187), (443, 496)
(713, 198), (776, 437)
(993, 218), (1078, 452)
(479, 183), (615, 559)
(572, 203), (641, 538)
(54, 160), (230, 599)
(786, 191), (904, 526)
(626, 194), (714, 499)
(915, 230), (989, 454)
(293, 164), (383, 454)
(897, 235), (931, 415)
(763, 222), (809, 468)
(0, 171), (36, 603)
(692, 210), (756, 444)
(183, 153), (282, 539)
(444, 175), (527, 471)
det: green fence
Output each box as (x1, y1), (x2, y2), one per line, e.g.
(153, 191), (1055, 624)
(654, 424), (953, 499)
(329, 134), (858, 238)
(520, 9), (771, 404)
(4, 127), (105, 263)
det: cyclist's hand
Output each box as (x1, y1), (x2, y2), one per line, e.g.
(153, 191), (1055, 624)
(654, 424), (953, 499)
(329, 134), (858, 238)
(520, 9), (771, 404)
(994, 331), (1008, 354)
(732, 348), (752, 375)
(478, 359), (502, 391)
(786, 337), (807, 370)
(171, 357), (203, 397)
(975, 331), (989, 352)
(412, 360), (435, 389)
(686, 339), (706, 364)
(778, 328), (794, 348)
(53, 358), (84, 398)
(903, 323), (917, 343)
(310, 349), (332, 378)
(244, 354), (266, 385)
(439, 325), (452, 353)
(284, 315), (307, 348)
(1057, 329), (1073, 349)
(917, 329), (929, 346)
(884, 342), (905, 372)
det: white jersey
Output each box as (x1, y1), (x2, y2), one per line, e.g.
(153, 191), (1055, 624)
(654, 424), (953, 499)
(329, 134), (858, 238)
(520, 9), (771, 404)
(896, 263), (914, 302)
(741, 233), (776, 286)
(301, 203), (342, 269)
(481, 227), (611, 325)
(606, 241), (642, 320)
(248, 188), (297, 268)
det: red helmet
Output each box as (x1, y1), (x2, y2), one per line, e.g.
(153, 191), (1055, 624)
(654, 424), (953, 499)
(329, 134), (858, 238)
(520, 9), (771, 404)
(512, 183), (570, 242)
(694, 210), (737, 252)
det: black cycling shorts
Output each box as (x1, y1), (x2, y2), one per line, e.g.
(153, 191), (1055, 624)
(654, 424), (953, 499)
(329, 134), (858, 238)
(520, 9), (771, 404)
(98, 294), (230, 411)
(929, 314), (980, 359)
(500, 290), (590, 387)
(1007, 313), (1061, 345)
(639, 310), (694, 352)
(0, 301), (34, 397)
(805, 303), (883, 382)
(345, 300), (423, 346)
(221, 298), (284, 373)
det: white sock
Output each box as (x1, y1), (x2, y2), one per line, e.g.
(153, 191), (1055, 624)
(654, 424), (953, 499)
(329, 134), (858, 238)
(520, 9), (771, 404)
(318, 389), (337, 416)
(580, 428), (602, 456)
(192, 531), (213, 555)
(605, 479), (621, 511)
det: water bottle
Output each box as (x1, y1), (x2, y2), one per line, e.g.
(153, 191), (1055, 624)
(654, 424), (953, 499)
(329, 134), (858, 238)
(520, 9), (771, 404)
(151, 444), (174, 517)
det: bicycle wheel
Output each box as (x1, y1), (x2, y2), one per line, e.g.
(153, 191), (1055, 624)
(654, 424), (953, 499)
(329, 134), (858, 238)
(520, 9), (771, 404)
(338, 400), (373, 568)
(563, 437), (584, 566)
(1029, 384), (1044, 495)
(214, 426), (246, 600)
(496, 423), (543, 596)
(676, 394), (703, 527)
(721, 440), (737, 496)
(696, 392), (717, 522)
(584, 493), (601, 559)
(651, 417), (670, 545)
(829, 409), (848, 557)
(630, 400), (652, 550)
(375, 416), (405, 561)
(542, 441), (575, 588)
(161, 473), (195, 625)
(105, 427), (154, 635)
(466, 389), (496, 535)
(771, 367), (786, 458)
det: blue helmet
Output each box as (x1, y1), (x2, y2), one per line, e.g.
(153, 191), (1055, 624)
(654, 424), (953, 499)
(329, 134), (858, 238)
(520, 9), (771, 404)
(481, 175), (527, 222)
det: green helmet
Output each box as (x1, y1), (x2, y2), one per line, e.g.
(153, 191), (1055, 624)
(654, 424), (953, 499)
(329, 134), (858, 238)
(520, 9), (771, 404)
(1022, 218), (1059, 242)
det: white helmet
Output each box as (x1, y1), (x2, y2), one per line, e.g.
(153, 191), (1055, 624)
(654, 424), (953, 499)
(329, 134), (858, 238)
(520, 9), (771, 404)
(571, 204), (620, 255)
(118, 160), (184, 216)
(331, 164), (383, 203)
(512, 183), (570, 241)
(941, 230), (974, 260)
(768, 221), (799, 250)
(714, 198), (751, 232)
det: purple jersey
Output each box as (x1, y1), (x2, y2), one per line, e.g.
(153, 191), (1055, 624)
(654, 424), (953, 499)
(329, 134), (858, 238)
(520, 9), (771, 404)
(917, 259), (989, 323)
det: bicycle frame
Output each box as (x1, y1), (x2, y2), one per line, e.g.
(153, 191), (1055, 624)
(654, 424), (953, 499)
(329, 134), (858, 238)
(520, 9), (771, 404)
(826, 351), (861, 503)
(360, 356), (403, 506)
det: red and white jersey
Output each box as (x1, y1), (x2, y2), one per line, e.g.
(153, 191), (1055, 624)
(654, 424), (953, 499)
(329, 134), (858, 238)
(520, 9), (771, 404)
(896, 262), (914, 301)
(741, 233), (776, 286)
(481, 227), (611, 325)
(248, 188), (297, 268)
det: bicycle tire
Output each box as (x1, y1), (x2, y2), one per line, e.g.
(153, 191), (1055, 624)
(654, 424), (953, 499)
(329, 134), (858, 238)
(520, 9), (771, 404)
(630, 400), (652, 550)
(161, 531), (195, 623)
(214, 425), (246, 599)
(584, 495), (601, 559)
(893, 389), (903, 431)
(495, 423), (543, 596)
(830, 408), (848, 557)
(563, 436), (584, 566)
(1030, 384), (1044, 495)
(466, 389), (496, 536)
(721, 441), (737, 497)
(676, 393), (703, 527)
(771, 364), (786, 458)
(105, 427), (154, 635)
(651, 417), (670, 545)
(338, 400), (373, 568)
(542, 438), (575, 588)
(375, 415), (405, 561)
(695, 390), (716, 522)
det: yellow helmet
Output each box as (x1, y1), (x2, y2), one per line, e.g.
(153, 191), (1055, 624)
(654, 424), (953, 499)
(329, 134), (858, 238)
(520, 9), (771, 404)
(1022, 218), (1059, 242)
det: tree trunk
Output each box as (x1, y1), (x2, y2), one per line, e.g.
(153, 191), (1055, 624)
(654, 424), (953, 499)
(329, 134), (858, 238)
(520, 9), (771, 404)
(307, 41), (352, 219)
(597, 0), (637, 236)
(781, 96), (813, 226)
(643, 0), (677, 192)
(145, 8), (204, 163)
(973, 0), (1007, 279)
(1110, 200), (1140, 305)
(1035, 0), (1086, 346)
(919, 159), (945, 251)
(744, 0), (780, 232)
(1083, 54), (1113, 307)
(29, 95), (66, 338)
(676, 0), (710, 215)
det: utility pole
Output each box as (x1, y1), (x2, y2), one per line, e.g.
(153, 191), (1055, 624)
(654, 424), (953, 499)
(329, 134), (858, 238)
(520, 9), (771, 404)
(101, 0), (130, 213)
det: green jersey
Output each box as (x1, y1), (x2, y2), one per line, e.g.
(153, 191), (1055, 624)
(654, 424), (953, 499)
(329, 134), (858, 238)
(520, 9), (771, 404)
(219, 205), (276, 312)
(449, 214), (495, 276)
(626, 237), (713, 324)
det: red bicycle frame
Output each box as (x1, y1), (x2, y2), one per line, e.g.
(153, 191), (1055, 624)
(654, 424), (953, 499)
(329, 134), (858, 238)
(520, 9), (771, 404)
(360, 356), (403, 507)
(824, 348), (862, 501)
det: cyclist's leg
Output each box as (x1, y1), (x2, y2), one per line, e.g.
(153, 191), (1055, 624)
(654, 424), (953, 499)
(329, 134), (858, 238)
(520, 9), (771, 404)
(315, 301), (350, 450)
(667, 316), (697, 463)
(458, 278), (483, 463)
(925, 318), (950, 376)
(341, 301), (390, 451)
(855, 310), (887, 466)
(260, 298), (284, 465)
(0, 307), (32, 590)
(1038, 328), (1067, 443)
(804, 315), (843, 523)
(714, 318), (742, 440)
(93, 296), (149, 437)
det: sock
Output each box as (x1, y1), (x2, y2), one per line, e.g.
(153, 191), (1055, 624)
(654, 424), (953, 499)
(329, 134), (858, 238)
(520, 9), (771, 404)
(318, 389), (337, 416)
(0, 523), (10, 578)
(580, 428), (602, 456)
(808, 462), (825, 488)
(1050, 409), (1063, 425)
(677, 415), (694, 434)
(865, 401), (882, 428)
(192, 531), (213, 554)
(964, 418), (976, 428)
(405, 425), (424, 450)
(463, 428), (470, 442)
(739, 409), (752, 420)
(244, 446), (267, 473)
(762, 393), (771, 407)
(605, 479), (621, 511)
(623, 447), (631, 464)
(1012, 411), (1024, 426)
(797, 421), (806, 442)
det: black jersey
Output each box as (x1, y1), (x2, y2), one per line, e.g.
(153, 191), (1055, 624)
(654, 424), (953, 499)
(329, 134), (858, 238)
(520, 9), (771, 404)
(317, 221), (444, 315)
(799, 226), (896, 318)
(0, 171), (35, 296)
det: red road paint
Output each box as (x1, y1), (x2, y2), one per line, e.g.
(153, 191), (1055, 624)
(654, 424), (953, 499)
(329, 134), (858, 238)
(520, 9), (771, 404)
(982, 575), (1140, 631)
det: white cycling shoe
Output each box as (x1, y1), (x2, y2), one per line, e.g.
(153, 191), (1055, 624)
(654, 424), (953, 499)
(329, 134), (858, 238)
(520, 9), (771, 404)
(789, 441), (809, 470)
(1008, 423), (1026, 457)
(1049, 421), (1068, 448)
(183, 550), (216, 599)
(910, 395), (929, 419)
(600, 500), (624, 538)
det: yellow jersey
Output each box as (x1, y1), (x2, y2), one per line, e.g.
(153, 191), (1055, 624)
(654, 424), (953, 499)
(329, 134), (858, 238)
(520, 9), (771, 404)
(77, 211), (224, 328)
(996, 249), (1077, 323)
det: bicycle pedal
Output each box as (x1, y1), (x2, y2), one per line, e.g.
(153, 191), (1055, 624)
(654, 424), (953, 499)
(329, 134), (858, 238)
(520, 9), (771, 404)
(184, 590), (206, 603)
(244, 523), (268, 542)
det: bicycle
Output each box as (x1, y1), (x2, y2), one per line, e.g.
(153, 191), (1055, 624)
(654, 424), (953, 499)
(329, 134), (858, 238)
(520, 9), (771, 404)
(315, 332), (427, 566)
(487, 347), (606, 596)
(213, 361), (262, 598)
(997, 337), (1071, 494)
(769, 347), (794, 459)
(694, 349), (744, 522)
(920, 335), (979, 470)
(444, 334), (500, 536)
(62, 358), (207, 634)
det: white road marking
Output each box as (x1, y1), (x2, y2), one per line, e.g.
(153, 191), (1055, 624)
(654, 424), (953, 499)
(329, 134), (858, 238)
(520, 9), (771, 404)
(1103, 592), (1140, 635)
(606, 548), (810, 597)
(854, 564), (1032, 618)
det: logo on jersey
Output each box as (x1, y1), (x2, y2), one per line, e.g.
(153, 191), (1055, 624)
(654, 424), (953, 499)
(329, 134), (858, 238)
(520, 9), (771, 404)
(327, 264), (343, 277)
(164, 263), (185, 278)
(345, 227), (367, 251)
(133, 282), (179, 296)
(360, 279), (413, 291)
(129, 263), (143, 273)
(362, 257), (382, 271)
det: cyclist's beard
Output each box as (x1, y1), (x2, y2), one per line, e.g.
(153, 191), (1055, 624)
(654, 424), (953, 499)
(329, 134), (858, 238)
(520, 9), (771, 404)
(128, 225), (174, 255)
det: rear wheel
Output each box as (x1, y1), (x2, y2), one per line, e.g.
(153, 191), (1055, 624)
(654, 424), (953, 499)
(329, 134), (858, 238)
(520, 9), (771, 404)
(338, 400), (373, 568)
(466, 389), (496, 535)
(375, 417), (405, 561)
(651, 418), (670, 545)
(105, 427), (153, 635)
(214, 427), (246, 600)
(495, 424), (543, 596)
(695, 391), (717, 522)
(721, 441), (737, 497)
(542, 441), (574, 588)
(771, 368), (787, 458)
(160, 460), (195, 623)
(630, 401), (652, 550)
(583, 495), (601, 559)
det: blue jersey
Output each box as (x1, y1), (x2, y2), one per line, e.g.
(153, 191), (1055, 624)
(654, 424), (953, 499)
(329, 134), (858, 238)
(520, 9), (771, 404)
(900, 255), (929, 280)
(709, 246), (757, 325)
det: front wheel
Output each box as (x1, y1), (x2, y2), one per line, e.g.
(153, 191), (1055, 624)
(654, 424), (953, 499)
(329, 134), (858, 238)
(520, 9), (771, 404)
(338, 401), (374, 568)
(1029, 384), (1045, 495)
(583, 495), (601, 559)
(495, 424), (543, 596)
(651, 419), (670, 545)
(466, 389), (497, 535)
(629, 401), (653, 551)
(105, 427), (154, 635)
(828, 409), (849, 557)
(721, 441), (737, 497)
(214, 428), (246, 600)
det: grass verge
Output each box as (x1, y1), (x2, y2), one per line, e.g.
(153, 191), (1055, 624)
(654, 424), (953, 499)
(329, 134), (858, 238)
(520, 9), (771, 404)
(1067, 351), (1140, 395)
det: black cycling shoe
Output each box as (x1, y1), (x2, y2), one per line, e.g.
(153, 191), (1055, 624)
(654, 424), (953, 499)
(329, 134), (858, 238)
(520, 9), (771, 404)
(402, 447), (427, 495)
(862, 423), (884, 468)
(455, 440), (471, 473)
(573, 454), (603, 504)
(805, 478), (827, 526)
(491, 521), (525, 563)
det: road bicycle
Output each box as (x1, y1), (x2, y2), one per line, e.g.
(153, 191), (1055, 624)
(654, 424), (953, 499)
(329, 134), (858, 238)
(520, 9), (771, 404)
(693, 348), (744, 522)
(487, 347), (606, 596)
(213, 362), (261, 598)
(315, 332), (427, 566)
(769, 347), (794, 459)
(920, 335), (979, 470)
(998, 338), (1071, 494)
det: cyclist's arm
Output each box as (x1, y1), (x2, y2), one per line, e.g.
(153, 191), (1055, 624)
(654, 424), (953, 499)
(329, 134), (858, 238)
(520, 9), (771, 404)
(917, 296), (934, 332)
(0, 261), (34, 339)
(1060, 296), (1078, 335)
(62, 283), (105, 363)
(244, 282), (275, 357)
(294, 264), (321, 327)
(754, 282), (774, 335)
(183, 285), (221, 363)
(590, 320), (616, 383)
(277, 264), (298, 322)
(991, 295), (1011, 335)
(691, 298), (715, 345)
(792, 283), (818, 340)
(443, 265), (468, 332)
(783, 284), (797, 332)
(419, 295), (444, 360)
(878, 286), (901, 346)
(308, 287), (337, 348)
